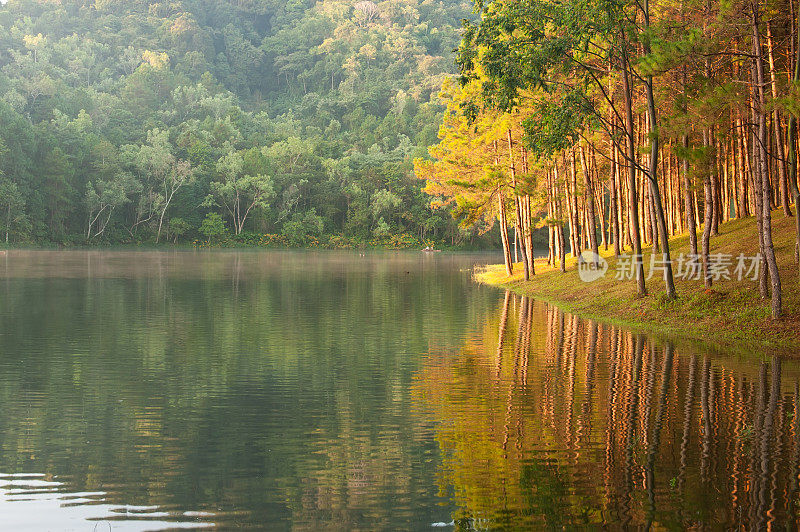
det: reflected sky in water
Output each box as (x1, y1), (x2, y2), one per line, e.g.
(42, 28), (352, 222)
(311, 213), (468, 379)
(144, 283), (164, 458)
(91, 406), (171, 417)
(0, 473), (214, 531)
(0, 250), (796, 529)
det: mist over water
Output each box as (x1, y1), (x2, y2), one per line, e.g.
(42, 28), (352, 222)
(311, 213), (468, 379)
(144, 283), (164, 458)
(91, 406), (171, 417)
(0, 250), (796, 529)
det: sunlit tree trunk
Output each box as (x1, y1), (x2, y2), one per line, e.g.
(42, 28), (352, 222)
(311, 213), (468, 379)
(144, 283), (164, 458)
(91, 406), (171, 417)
(568, 150), (582, 258)
(621, 52), (647, 296)
(788, 0), (800, 268)
(610, 111), (622, 255)
(521, 146), (535, 277)
(494, 140), (514, 276)
(498, 193), (513, 276)
(580, 142), (599, 263)
(554, 165), (567, 272)
(751, 1), (782, 318)
(508, 129), (530, 280)
(683, 135), (698, 256)
(643, 68), (677, 298)
(702, 129), (714, 288)
(766, 22), (792, 218)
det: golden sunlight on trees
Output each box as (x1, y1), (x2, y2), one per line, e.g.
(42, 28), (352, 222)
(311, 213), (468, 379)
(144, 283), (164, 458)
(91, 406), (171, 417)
(417, 0), (800, 317)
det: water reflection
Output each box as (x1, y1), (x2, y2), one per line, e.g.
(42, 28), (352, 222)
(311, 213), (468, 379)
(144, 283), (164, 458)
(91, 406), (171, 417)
(0, 250), (500, 530)
(414, 293), (800, 529)
(0, 473), (214, 530)
(1, 250), (797, 529)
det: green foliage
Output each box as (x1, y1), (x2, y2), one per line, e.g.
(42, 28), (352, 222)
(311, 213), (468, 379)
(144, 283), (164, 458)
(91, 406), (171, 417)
(522, 91), (595, 156)
(207, 149), (275, 234)
(168, 217), (191, 241)
(456, 0), (636, 157)
(0, 177), (27, 243)
(0, 0), (493, 249)
(281, 209), (324, 245)
(199, 212), (227, 240)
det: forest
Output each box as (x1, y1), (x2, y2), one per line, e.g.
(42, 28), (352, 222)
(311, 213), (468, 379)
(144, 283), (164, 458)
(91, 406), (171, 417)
(417, 0), (800, 318)
(0, 0), (500, 248)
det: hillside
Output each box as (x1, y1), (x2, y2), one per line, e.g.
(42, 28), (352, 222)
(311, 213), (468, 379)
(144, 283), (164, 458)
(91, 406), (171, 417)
(0, 0), (486, 247)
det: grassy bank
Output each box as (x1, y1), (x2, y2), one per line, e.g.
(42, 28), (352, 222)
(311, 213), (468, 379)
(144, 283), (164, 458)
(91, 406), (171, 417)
(475, 208), (800, 356)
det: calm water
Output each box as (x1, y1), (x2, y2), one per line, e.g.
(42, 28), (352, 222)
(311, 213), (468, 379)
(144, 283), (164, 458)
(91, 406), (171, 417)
(0, 250), (798, 530)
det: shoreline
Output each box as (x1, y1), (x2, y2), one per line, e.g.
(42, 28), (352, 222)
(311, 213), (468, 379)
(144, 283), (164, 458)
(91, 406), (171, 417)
(0, 241), (494, 253)
(474, 210), (800, 358)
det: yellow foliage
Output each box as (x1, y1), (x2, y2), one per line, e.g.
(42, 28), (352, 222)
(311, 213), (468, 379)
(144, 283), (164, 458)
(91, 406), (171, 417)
(141, 50), (170, 70)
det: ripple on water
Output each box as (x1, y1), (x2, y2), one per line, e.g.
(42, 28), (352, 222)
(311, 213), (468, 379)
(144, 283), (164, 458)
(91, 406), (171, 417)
(0, 473), (216, 531)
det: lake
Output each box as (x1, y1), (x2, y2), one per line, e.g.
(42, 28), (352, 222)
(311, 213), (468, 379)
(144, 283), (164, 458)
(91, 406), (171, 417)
(0, 250), (797, 530)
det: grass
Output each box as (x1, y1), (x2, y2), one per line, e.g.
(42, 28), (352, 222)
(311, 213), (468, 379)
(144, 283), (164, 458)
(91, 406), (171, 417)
(475, 207), (800, 357)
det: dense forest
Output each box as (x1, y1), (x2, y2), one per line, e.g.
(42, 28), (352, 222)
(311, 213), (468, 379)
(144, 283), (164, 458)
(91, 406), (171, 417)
(418, 0), (800, 317)
(0, 0), (501, 248)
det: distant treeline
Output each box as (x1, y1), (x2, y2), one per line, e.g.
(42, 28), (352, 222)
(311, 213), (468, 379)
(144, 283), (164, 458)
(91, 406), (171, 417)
(0, 0), (500, 249)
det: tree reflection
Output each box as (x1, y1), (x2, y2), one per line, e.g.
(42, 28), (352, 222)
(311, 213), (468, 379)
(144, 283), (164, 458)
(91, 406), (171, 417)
(2, 253), (799, 529)
(414, 291), (800, 529)
(0, 250), (500, 530)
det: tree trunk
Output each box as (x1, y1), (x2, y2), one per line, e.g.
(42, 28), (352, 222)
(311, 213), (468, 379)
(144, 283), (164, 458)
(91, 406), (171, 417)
(730, 117), (740, 219)
(498, 192), (513, 276)
(683, 135), (698, 255)
(621, 51), (647, 296)
(640, 7), (676, 297)
(737, 114), (750, 217)
(494, 140), (514, 276)
(702, 130), (714, 288)
(526, 196), (535, 276)
(710, 132), (720, 236)
(751, 114), (770, 299)
(767, 22), (792, 217)
(649, 190), (660, 252)
(569, 150), (581, 258)
(580, 142), (600, 263)
(751, 1), (783, 318)
(508, 129), (530, 280)
(610, 128), (621, 255)
(157, 207), (166, 243)
(788, 0), (800, 268)
(522, 147), (535, 277)
(558, 219), (566, 273)
(554, 164), (567, 273)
